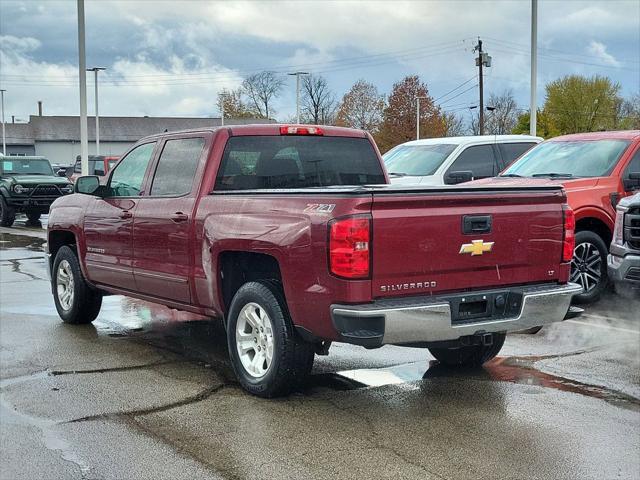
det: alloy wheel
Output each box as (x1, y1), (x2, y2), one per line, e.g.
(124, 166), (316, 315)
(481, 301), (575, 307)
(56, 260), (75, 310)
(570, 242), (602, 293)
(236, 302), (274, 378)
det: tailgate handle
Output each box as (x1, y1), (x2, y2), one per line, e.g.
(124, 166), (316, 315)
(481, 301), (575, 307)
(463, 215), (492, 234)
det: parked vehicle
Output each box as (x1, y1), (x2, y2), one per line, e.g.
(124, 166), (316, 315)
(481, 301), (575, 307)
(383, 135), (542, 185)
(0, 155), (73, 226)
(608, 192), (640, 297)
(68, 155), (119, 182)
(47, 124), (580, 397)
(473, 131), (640, 304)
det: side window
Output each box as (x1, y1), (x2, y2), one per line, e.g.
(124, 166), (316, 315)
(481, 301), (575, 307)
(94, 162), (105, 176)
(108, 143), (155, 197)
(150, 138), (205, 196)
(499, 142), (536, 169)
(446, 145), (497, 180)
(625, 148), (640, 176)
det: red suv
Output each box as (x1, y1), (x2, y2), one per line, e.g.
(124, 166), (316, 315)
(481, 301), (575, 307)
(475, 130), (640, 303)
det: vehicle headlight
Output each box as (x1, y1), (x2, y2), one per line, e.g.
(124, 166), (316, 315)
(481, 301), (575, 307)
(613, 209), (625, 245)
(60, 184), (74, 194)
(13, 185), (32, 194)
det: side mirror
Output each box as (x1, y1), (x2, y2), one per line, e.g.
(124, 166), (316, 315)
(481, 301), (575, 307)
(623, 172), (640, 191)
(74, 175), (101, 195)
(445, 170), (474, 185)
(57, 168), (68, 177)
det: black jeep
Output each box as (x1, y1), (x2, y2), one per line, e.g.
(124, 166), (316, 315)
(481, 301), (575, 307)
(0, 155), (73, 227)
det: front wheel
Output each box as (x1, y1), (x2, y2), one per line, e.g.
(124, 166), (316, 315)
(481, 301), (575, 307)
(570, 231), (609, 304)
(226, 280), (314, 397)
(429, 333), (506, 367)
(52, 246), (102, 324)
(26, 212), (41, 223)
(0, 197), (16, 227)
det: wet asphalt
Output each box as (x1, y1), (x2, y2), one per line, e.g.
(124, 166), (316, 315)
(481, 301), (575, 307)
(1, 216), (639, 480)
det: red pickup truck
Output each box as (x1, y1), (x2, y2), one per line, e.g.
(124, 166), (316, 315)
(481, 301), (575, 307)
(47, 124), (581, 397)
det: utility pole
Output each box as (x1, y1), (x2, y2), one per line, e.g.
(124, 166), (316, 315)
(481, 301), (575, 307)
(474, 38), (491, 135)
(77, 0), (89, 175)
(0, 89), (6, 156)
(530, 0), (538, 136)
(87, 67), (105, 156)
(416, 96), (428, 140)
(288, 72), (309, 123)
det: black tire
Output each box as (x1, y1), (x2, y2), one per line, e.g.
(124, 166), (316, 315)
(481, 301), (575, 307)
(429, 333), (506, 367)
(226, 280), (314, 398)
(52, 245), (102, 324)
(26, 212), (41, 223)
(571, 230), (609, 304)
(0, 196), (16, 227)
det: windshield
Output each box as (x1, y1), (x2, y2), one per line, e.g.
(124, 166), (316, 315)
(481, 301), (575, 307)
(503, 140), (630, 178)
(1, 158), (54, 176)
(383, 144), (457, 176)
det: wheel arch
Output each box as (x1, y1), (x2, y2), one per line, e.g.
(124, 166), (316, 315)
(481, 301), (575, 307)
(574, 216), (612, 249)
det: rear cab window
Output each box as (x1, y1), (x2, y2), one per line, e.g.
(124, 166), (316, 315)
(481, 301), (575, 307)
(214, 135), (385, 190)
(498, 142), (537, 170)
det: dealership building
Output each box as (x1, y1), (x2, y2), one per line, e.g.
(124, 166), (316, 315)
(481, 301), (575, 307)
(3, 115), (272, 165)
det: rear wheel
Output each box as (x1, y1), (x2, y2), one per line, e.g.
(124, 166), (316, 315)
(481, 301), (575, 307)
(429, 333), (506, 367)
(226, 280), (314, 397)
(52, 246), (102, 324)
(570, 231), (608, 304)
(26, 212), (41, 223)
(0, 197), (16, 227)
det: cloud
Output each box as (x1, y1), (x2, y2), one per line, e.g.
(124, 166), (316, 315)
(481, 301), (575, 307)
(587, 41), (621, 67)
(0, 35), (41, 55)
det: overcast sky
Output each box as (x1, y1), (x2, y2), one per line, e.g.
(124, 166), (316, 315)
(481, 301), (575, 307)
(0, 0), (638, 122)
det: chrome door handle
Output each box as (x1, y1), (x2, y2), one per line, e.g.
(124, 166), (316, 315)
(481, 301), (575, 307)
(119, 211), (133, 219)
(171, 212), (189, 223)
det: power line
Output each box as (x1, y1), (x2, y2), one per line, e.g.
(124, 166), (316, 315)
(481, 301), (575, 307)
(433, 75), (477, 103)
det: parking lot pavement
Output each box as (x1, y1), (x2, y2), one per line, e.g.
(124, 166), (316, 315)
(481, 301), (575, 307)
(1, 218), (639, 480)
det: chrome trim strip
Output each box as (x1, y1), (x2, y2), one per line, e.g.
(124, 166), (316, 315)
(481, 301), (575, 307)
(134, 269), (188, 284)
(85, 262), (131, 275)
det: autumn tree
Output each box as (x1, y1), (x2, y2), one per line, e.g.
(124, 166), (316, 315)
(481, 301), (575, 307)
(543, 75), (622, 134)
(376, 75), (445, 152)
(242, 71), (285, 119)
(301, 74), (337, 124)
(217, 88), (254, 119)
(335, 79), (385, 132)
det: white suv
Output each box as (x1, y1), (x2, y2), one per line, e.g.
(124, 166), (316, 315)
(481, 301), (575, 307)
(383, 135), (543, 185)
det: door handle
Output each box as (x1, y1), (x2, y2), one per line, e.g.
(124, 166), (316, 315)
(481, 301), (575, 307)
(119, 210), (133, 219)
(171, 212), (189, 223)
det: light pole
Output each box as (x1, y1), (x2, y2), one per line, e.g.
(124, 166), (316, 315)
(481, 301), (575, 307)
(87, 67), (106, 156)
(288, 72), (309, 123)
(0, 89), (6, 155)
(77, 0), (89, 175)
(530, 0), (538, 136)
(416, 96), (428, 140)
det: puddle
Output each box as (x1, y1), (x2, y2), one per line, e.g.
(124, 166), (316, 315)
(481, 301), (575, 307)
(0, 232), (46, 252)
(327, 356), (640, 410)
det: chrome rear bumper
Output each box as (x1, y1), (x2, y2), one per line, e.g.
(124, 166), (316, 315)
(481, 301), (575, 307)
(330, 283), (582, 347)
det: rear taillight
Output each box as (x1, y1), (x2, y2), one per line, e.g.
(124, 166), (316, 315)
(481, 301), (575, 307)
(329, 216), (370, 279)
(562, 205), (575, 263)
(280, 125), (324, 136)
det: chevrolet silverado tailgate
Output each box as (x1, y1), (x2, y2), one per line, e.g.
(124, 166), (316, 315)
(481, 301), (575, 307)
(370, 186), (567, 298)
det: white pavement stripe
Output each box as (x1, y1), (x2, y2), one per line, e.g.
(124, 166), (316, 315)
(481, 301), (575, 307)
(566, 319), (640, 335)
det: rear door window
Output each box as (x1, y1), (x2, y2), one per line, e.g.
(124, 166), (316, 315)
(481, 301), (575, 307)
(498, 142), (537, 170)
(215, 136), (385, 190)
(150, 138), (205, 196)
(445, 144), (497, 182)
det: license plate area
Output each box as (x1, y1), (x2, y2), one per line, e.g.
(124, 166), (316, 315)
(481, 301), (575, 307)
(450, 291), (523, 324)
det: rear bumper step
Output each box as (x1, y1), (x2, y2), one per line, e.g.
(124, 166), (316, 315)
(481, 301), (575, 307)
(331, 283), (582, 348)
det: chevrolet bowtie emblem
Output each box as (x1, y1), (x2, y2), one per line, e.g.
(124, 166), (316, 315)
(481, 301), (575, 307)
(459, 239), (494, 256)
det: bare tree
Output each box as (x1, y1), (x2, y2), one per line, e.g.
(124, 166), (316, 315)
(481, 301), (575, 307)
(485, 89), (519, 134)
(441, 112), (466, 136)
(301, 74), (337, 124)
(242, 71), (285, 119)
